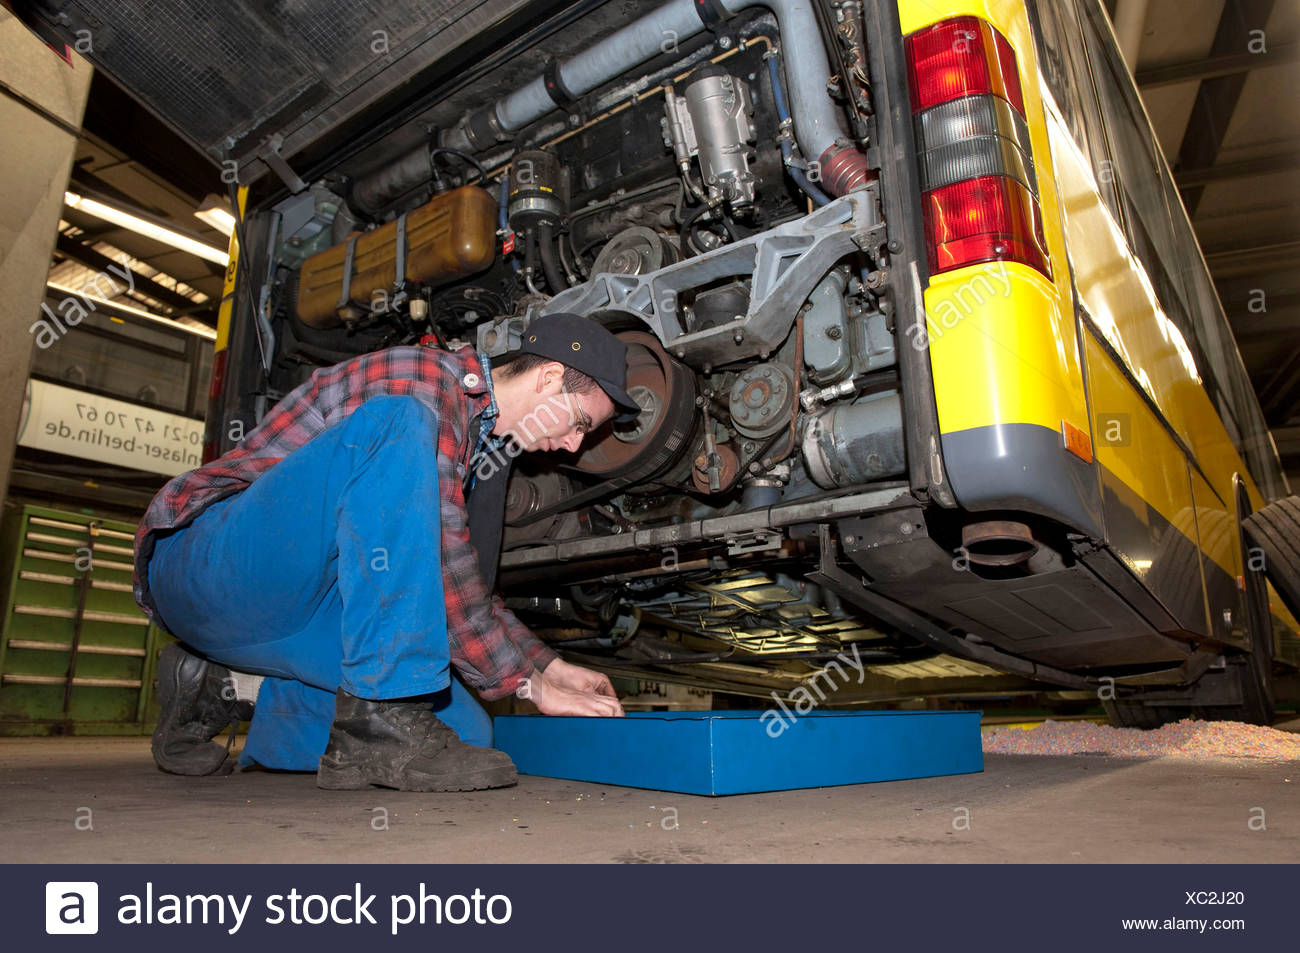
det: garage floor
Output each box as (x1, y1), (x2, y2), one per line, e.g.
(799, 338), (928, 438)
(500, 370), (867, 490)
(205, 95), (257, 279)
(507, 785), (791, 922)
(2, 736), (1296, 863)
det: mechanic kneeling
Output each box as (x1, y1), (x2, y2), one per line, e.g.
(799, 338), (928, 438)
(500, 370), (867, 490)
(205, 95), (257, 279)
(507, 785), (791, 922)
(133, 313), (638, 791)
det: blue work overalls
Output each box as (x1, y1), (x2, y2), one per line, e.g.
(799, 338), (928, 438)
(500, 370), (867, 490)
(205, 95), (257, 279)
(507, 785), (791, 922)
(146, 395), (500, 770)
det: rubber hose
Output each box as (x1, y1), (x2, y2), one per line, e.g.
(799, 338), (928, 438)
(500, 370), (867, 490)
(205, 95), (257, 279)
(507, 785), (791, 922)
(767, 53), (833, 207)
(536, 222), (569, 292)
(679, 202), (717, 258)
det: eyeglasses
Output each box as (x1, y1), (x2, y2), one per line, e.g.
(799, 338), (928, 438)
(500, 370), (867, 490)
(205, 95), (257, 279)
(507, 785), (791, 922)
(563, 384), (593, 434)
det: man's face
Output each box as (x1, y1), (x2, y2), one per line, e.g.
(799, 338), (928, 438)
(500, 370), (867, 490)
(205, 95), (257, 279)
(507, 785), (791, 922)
(508, 365), (616, 454)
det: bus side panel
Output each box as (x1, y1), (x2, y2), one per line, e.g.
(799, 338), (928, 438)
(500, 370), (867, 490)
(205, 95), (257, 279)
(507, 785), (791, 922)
(1083, 333), (1209, 638)
(898, 0), (1101, 534)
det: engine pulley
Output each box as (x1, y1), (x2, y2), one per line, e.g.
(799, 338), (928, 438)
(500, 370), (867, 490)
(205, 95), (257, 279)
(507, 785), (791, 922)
(573, 328), (697, 482)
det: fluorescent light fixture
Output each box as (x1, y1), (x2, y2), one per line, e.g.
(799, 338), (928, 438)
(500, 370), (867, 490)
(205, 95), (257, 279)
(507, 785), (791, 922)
(194, 194), (236, 237)
(64, 191), (229, 265)
(46, 281), (217, 340)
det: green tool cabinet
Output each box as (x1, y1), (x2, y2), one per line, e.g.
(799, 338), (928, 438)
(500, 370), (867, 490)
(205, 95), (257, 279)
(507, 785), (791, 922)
(0, 503), (172, 735)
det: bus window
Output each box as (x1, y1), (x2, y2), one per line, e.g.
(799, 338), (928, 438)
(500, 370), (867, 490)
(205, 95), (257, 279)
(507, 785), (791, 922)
(1076, 0), (1288, 502)
(1077, 2), (1191, 322)
(1163, 166), (1290, 500)
(1027, 0), (1123, 219)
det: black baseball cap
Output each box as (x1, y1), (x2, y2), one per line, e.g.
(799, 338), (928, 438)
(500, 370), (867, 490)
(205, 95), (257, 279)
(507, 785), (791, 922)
(518, 312), (641, 422)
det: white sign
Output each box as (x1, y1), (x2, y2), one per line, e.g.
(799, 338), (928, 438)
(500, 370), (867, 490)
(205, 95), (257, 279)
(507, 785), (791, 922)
(17, 379), (205, 476)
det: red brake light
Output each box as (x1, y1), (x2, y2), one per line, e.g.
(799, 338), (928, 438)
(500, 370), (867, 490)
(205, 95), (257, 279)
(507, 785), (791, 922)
(906, 16), (1025, 116)
(923, 174), (1049, 276)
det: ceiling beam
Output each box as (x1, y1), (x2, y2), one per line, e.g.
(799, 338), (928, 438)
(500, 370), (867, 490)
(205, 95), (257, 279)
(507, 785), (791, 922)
(1272, 425), (1300, 457)
(1175, 150), (1300, 187)
(53, 234), (215, 320)
(1137, 41), (1300, 87)
(1174, 0), (1276, 217)
(1258, 349), (1300, 425)
(1230, 313), (1300, 340)
(1221, 287), (1300, 324)
(1203, 240), (1300, 279)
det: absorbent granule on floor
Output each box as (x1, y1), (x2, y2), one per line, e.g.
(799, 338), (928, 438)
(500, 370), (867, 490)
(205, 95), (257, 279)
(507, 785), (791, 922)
(982, 719), (1300, 761)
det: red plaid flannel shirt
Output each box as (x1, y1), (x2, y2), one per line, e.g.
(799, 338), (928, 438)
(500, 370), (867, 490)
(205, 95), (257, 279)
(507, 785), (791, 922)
(133, 344), (556, 700)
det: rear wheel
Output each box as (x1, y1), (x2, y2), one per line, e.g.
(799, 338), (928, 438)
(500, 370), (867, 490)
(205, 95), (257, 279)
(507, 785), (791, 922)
(1242, 495), (1300, 621)
(1205, 544), (1274, 725)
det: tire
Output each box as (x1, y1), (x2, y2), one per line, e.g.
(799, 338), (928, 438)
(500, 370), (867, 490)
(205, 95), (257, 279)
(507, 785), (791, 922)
(1243, 495), (1300, 622)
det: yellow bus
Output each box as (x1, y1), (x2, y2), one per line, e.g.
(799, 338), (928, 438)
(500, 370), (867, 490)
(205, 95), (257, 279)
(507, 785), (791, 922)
(887, 0), (1300, 726)
(32, 0), (1298, 724)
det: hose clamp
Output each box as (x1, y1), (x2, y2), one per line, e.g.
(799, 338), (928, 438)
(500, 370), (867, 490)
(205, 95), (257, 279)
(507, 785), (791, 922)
(542, 58), (579, 109)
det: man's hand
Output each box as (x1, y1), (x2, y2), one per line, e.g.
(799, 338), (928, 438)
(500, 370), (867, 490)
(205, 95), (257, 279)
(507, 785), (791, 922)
(519, 661), (624, 717)
(541, 658), (618, 699)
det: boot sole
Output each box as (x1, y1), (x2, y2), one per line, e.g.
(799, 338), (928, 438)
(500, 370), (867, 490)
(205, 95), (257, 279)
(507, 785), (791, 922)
(317, 760), (517, 792)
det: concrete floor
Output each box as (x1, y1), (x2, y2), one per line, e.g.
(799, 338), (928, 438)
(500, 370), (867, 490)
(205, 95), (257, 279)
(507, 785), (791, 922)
(1, 736), (1296, 862)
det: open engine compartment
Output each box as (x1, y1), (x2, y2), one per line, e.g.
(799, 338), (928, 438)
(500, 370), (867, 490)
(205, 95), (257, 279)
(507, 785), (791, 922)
(203, 0), (964, 699)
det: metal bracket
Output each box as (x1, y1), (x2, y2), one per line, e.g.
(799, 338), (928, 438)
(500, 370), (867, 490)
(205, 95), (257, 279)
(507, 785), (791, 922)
(726, 529), (783, 556)
(394, 212), (409, 289)
(336, 233), (361, 313)
(535, 190), (884, 368)
(258, 134), (307, 195)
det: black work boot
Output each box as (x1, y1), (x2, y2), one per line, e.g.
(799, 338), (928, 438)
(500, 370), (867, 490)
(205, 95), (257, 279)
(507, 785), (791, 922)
(317, 690), (517, 791)
(151, 642), (254, 776)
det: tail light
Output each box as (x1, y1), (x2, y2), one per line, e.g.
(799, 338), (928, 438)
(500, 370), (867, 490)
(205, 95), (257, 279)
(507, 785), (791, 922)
(906, 16), (1050, 279)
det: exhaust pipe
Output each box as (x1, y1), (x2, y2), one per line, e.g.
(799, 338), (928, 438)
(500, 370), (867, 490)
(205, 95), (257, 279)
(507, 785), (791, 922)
(960, 520), (1039, 567)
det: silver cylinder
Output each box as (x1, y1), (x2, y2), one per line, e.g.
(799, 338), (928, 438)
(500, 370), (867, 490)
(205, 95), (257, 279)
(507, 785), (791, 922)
(801, 391), (905, 489)
(682, 66), (756, 206)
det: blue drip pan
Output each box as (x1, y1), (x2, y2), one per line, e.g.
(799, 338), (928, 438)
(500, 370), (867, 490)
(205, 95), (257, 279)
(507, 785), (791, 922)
(494, 709), (984, 796)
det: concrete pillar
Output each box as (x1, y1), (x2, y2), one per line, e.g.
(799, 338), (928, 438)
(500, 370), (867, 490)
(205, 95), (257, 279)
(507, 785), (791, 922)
(0, 10), (92, 502)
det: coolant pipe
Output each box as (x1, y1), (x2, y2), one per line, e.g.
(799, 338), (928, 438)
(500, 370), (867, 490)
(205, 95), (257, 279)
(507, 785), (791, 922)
(352, 0), (866, 218)
(440, 0), (856, 188)
(767, 51), (832, 207)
